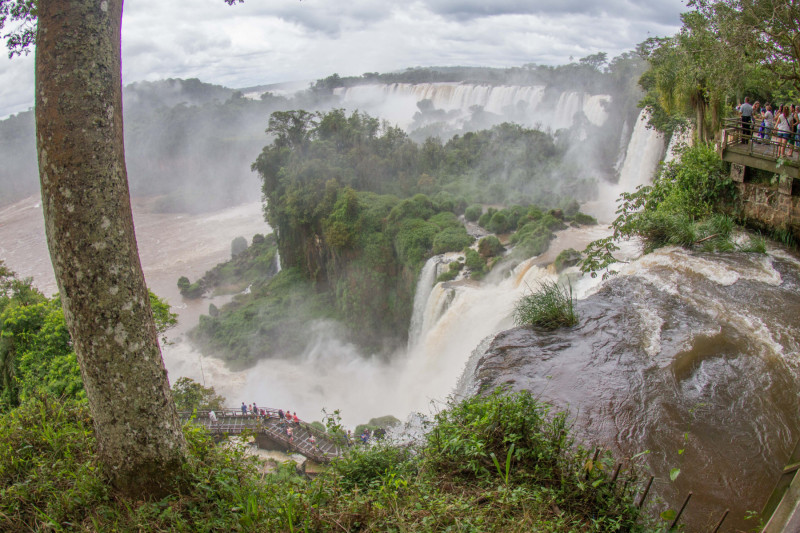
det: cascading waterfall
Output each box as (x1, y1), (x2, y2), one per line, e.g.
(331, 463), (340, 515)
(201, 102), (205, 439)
(332, 82), (609, 131)
(616, 109), (666, 192)
(581, 108), (665, 223)
(407, 256), (442, 349)
(663, 125), (694, 164)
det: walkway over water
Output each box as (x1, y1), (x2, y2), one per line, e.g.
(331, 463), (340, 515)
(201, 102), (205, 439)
(179, 408), (342, 464)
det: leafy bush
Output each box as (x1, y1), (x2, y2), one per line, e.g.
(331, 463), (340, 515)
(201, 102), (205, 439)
(177, 275), (204, 298)
(554, 248), (582, 272)
(487, 211), (511, 234)
(464, 248), (486, 272)
(231, 236), (248, 258)
(464, 204), (483, 222)
(513, 280), (577, 330)
(432, 227), (474, 254)
(171, 377), (225, 412)
(428, 211), (462, 230)
(478, 235), (504, 258)
(0, 388), (652, 532)
(571, 212), (597, 225)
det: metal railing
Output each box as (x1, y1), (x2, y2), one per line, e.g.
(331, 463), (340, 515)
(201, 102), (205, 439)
(721, 117), (800, 165)
(179, 408), (342, 463)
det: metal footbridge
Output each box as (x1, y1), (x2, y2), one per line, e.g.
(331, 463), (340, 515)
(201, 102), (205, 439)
(179, 408), (341, 464)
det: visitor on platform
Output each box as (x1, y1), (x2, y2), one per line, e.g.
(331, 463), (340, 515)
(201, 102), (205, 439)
(241, 402), (247, 416)
(740, 97), (753, 142)
(776, 106), (791, 157)
(764, 104), (774, 141)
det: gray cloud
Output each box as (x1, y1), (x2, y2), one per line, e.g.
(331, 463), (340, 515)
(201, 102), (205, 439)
(0, 0), (685, 119)
(422, 0), (685, 24)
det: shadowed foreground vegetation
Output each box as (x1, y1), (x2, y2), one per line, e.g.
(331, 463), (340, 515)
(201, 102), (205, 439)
(0, 390), (664, 532)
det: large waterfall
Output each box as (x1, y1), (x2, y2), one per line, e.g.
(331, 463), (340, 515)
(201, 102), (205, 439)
(332, 82), (610, 131)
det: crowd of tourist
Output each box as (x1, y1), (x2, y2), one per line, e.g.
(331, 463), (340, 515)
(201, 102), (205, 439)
(205, 403), (388, 451)
(738, 96), (800, 158)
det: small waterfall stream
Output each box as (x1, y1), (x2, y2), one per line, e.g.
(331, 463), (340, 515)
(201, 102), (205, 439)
(407, 256), (441, 350)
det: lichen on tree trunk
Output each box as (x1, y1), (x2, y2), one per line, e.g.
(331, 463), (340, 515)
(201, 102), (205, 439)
(35, 0), (186, 497)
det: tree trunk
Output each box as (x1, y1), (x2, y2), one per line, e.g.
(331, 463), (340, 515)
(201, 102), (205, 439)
(35, 0), (186, 498)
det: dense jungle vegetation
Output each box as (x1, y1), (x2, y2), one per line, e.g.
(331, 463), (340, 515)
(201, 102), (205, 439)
(187, 108), (598, 365)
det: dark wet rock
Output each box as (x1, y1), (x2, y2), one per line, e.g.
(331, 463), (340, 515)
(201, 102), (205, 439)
(470, 252), (800, 531)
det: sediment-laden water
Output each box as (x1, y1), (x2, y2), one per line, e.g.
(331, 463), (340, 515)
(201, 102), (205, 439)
(466, 246), (800, 530)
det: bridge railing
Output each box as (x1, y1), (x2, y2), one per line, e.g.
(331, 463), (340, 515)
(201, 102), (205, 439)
(179, 407), (343, 459)
(720, 117), (798, 164)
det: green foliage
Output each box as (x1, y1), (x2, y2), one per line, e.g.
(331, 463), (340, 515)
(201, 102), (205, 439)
(513, 281), (578, 330)
(170, 377), (225, 412)
(581, 144), (745, 278)
(0, 267), (177, 410)
(432, 226), (475, 254)
(176, 276), (204, 299)
(571, 212), (598, 225)
(478, 235), (504, 258)
(464, 248), (487, 278)
(231, 236), (248, 258)
(0, 395), (281, 532)
(487, 211), (511, 234)
(0, 390), (654, 532)
(192, 268), (335, 368)
(200, 233), (279, 296)
(554, 248), (582, 272)
(464, 204), (483, 222)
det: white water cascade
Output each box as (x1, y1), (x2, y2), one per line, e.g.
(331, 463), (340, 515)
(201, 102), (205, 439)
(162, 254), (567, 426)
(332, 83), (610, 131)
(584, 109), (665, 223)
(407, 256), (442, 349)
(663, 125), (694, 164)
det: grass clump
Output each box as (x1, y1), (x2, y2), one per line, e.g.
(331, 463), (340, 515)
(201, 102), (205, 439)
(513, 280), (577, 330)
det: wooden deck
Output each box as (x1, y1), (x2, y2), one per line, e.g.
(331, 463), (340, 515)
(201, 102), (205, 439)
(179, 408), (342, 463)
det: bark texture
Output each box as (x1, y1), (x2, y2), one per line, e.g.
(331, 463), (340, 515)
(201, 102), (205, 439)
(35, 0), (187, 497)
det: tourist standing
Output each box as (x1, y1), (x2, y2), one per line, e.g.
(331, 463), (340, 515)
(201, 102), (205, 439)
(776, 107), (791, 157)
(764, 105), (774, 142)
(740, 97), (754, 143)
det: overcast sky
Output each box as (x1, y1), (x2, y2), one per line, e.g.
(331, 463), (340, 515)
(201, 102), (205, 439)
(0, 0), (687, 119)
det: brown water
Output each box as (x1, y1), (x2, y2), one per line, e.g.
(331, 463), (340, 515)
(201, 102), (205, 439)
(0, 195), (269, 336)
(470, 246), (800, 530)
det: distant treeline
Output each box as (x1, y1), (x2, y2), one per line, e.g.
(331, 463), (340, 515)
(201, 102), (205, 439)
(313, 52), (646, 95)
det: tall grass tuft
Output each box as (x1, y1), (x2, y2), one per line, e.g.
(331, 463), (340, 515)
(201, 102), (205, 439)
(513, 280), (577, 330)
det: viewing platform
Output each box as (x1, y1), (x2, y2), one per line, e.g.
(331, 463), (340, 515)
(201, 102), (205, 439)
(720, 118), (800, 179)
(178, 408), (342, 464)
(718, 118), (800, 239)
